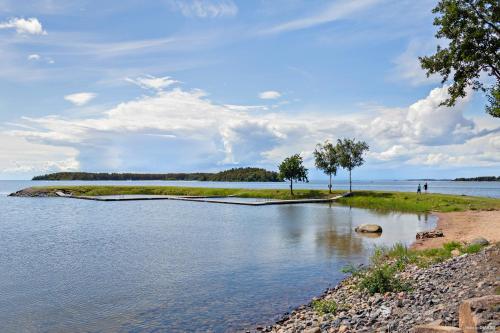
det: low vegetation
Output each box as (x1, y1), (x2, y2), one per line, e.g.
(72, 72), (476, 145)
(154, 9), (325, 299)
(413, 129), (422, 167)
(343, 241), (489, 295)
(311, 299), (344, 315)
(336, 191), (500, 213)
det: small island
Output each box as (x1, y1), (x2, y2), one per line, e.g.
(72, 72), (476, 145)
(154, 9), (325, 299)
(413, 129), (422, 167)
(32, 167), (281, 182)
(454, 176), (500, 181)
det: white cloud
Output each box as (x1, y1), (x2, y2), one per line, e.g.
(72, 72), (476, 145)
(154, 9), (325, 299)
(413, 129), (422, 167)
(27, 54), (40, 61)
(4, 80), (499, 174)
(0, 17), (47, 35)
(259, 90), (281, 100)
(64, 92), (97, 106)
(262, 0), (380, 34)
(168, 0), (238, 18)
(126, 75), (178, 91)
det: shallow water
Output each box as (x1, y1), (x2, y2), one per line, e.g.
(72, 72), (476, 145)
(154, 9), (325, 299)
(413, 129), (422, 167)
(1, 181), (436, 332)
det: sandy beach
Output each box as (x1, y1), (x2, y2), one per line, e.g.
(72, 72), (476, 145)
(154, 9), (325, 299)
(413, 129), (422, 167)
(412, 210), (500, 250)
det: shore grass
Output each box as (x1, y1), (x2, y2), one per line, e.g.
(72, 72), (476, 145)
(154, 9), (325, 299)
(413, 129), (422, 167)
(336, 190), (500, 213)
(21, 185), (500, 213)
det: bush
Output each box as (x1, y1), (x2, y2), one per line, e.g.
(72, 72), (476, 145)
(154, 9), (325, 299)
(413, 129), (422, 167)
(311, 299), (341, 315)
(358, 264), (410, 294)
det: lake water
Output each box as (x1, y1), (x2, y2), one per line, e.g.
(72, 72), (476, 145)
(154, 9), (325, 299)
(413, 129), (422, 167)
(0, 179), (489, 332)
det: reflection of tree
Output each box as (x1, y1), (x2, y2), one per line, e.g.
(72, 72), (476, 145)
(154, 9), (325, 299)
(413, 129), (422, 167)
(315, 208), (364, 258)
(276, 205), (308, 243)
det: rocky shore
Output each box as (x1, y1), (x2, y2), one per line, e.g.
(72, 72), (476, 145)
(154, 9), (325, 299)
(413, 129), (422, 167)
(251, 245), (499, 333)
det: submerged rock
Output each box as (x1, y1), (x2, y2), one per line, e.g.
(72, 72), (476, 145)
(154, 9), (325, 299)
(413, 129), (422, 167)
(354, 224), (383, 233)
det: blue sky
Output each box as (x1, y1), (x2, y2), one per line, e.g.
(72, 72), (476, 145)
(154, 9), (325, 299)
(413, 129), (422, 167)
(0, 0), (498, 180)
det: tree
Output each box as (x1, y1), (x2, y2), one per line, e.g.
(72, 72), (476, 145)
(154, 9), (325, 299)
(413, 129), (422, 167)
(313, 141), (340, 194)
(278, 154), (308, 195)
(419, 0), (500, 117)
(336, 138), (369, 192)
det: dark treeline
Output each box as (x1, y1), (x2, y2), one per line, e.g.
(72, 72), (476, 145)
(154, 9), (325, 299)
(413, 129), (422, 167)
(32, 168), (281, 182)
(454, 176), (499, 182)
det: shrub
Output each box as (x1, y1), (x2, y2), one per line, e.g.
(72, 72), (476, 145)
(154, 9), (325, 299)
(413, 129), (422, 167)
(358, 264), (410, 294)
(311, 299), (341, 315)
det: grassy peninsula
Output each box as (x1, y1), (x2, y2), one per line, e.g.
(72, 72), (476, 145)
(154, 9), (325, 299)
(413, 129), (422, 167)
(13, 185), (500, 213)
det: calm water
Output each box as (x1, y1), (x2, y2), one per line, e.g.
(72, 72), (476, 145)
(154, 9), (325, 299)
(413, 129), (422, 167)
(0, 180), (463, 332)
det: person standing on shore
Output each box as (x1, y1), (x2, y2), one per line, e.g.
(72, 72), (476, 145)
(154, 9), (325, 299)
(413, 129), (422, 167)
(417, 183), (422, 194)
(424, 182), (428, 194)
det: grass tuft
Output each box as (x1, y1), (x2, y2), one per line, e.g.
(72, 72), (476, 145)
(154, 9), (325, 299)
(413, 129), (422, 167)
(311, 299), (343, 315)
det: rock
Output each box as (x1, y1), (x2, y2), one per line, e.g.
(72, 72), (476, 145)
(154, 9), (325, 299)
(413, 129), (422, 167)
(338, 325), (349, 333)
(304, 328), (321, 333)
(458, 295), (500, 332)
(450, 249), (460, 257)
(416, 230), (444, 239)
(355, 224), (382, 233)
(469, 237), (489, 247)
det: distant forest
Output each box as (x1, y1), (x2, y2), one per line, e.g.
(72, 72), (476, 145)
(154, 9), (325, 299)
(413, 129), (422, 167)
(32, 168), (281, 182)
(454, 176), (499, 181)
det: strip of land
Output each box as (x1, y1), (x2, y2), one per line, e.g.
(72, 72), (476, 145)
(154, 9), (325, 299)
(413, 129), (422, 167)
(10, 186), (500, 213)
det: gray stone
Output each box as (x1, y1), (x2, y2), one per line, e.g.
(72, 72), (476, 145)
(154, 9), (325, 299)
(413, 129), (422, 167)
(355, 224), (382, 233)
(469, 237), (489, 246)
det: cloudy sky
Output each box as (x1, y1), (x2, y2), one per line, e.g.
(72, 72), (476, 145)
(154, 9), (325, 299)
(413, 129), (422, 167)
(0, 0), (498, 180)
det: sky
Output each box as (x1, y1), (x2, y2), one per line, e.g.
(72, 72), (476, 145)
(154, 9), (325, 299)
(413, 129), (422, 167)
(0, 0), (499, 180)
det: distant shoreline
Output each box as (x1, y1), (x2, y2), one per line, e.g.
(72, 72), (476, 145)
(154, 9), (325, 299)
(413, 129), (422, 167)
(31, 168), (280, 182)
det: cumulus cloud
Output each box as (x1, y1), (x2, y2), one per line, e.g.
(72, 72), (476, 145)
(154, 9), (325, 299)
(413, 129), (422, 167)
(64, 92), (97, 106)
(0, 17), (47, 35)
(126, 75), (178, 91)
(259, 90), (281, 100)
(3, 79), (499, 174)
(168, 0), (238, 18)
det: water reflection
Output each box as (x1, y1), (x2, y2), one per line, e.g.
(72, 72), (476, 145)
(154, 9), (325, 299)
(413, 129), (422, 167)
(0, 195), (436, 333)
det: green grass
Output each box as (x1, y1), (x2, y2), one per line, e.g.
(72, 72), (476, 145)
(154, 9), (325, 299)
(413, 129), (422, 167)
(375, 241), (489, 268)
(21, 186), (500, 213)
(311, 299), (343, 315)
(336, 190), (500, 213)
(27, 185), (342, 200)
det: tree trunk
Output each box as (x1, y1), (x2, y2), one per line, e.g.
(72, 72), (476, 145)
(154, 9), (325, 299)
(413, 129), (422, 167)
(329, 173), (332, 194)
(349, 169), (352, 193)
(290, 179), (293, 196)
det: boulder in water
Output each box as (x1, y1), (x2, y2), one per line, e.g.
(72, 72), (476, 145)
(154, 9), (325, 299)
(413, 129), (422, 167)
(355, 224), (382, 233)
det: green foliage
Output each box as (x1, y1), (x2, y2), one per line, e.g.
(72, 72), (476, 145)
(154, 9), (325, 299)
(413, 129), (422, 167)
(358, 264), (410, 295)
(335, 138), (369, 192)
(419, 0), (500, 117)
(442, 241), (462, 252)
(32, 168), (281, 182)
(278, 154), (308, 195)
(313, 140), (340, 193)
(311, 299), (342, 315)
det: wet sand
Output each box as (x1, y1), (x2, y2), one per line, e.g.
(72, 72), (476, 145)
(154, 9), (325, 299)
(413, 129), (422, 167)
(412, 210), (500, 250)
